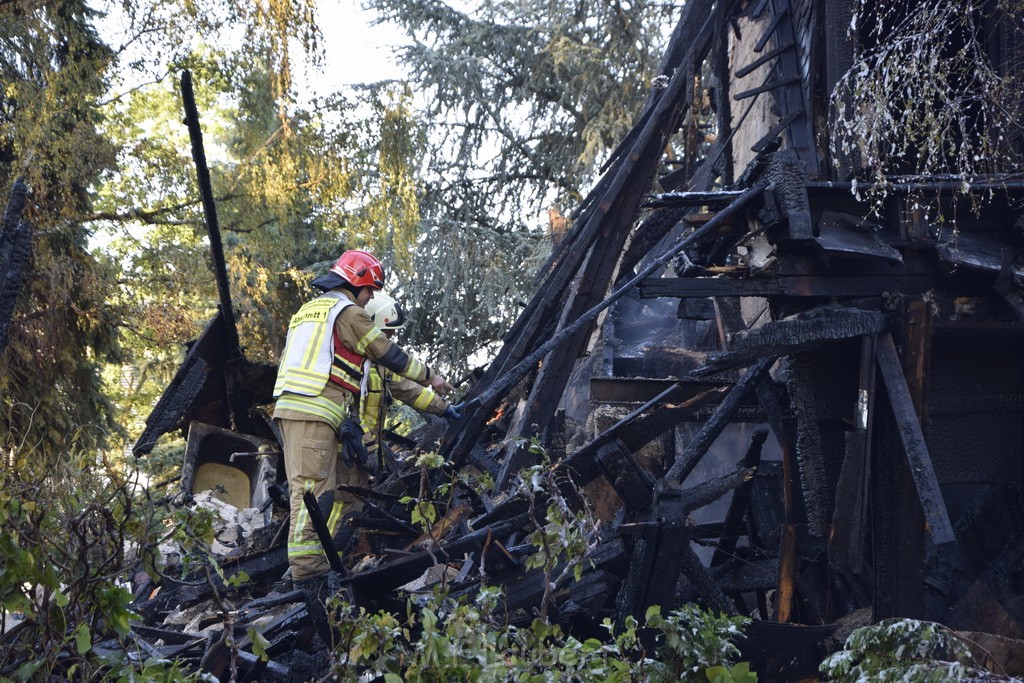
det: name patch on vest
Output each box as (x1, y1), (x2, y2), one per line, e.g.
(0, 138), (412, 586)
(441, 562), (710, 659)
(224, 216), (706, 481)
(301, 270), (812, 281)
(290, 298), (338, 327)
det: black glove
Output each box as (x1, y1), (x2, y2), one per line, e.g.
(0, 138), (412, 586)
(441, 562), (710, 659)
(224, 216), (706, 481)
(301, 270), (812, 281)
(339, 419), (370, 468)
(442, 402), (464, 420)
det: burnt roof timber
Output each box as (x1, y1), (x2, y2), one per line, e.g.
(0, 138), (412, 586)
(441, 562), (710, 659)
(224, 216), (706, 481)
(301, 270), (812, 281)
(875, 332), (955, 545)
(664, 357), (775, 484)
(640, 275), (944, 298)
(693, 307), (888, 377)
(441, 1), (730, 466)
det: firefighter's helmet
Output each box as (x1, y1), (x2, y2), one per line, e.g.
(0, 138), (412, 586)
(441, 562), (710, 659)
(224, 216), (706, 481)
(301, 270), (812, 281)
(363, 292), (406, 330)
(311, 250), (385, 291)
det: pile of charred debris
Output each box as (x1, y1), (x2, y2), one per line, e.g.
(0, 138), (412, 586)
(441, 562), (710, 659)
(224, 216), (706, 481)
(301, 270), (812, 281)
(109, 1), (1024, 681)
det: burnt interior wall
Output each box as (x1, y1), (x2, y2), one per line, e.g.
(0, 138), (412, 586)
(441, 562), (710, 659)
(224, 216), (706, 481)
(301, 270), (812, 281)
(926, 333), (1024, 525)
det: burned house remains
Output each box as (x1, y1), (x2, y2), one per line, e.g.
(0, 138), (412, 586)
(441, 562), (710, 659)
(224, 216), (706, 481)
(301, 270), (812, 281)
(116, 0), (1024, 678)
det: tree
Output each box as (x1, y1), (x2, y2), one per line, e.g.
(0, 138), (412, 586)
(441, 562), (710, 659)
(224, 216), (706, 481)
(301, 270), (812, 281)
(355, 0), (676, 372)
(0, 0), (327, 454)
(0, 0), (122, 456)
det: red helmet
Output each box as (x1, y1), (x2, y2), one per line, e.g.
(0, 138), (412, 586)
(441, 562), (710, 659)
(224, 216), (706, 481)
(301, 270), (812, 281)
(312, 249), (385, 291)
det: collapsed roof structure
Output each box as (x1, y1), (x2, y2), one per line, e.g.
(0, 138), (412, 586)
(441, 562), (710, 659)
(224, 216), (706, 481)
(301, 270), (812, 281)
(125, 0), (1024, 678)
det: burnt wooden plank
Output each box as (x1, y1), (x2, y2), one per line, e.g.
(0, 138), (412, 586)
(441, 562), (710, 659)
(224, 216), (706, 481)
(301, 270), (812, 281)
(640, 275), (939, 299)
(816, 211), (902, 263)
(828, 335), (875, 573)
(712, 427), (769, 568)
(596, 439), (656, 511)
(733, 75), (801, 100)
(561, 386), (725, 488)
(343, 515), (529, 596)
(665, 357), (775, 483)
(736, 41), (794, 78)
(750, 109), (804, 153)
(694, 307), (887, 377)
(875, 331), (954, 545)
(132, 312), (231, 456)
(589, 377), (729, 404)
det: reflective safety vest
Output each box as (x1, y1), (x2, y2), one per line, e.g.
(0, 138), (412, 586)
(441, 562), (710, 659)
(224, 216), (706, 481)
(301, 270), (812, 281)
(360, 366), (438, 448)
(273, 292), (367, 399)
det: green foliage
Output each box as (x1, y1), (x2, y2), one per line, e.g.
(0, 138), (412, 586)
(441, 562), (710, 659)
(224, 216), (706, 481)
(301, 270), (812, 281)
(644, 604), (750, 681)
(0, 1), (123, 454)
(367, 0), (674, 215)
(0, 446), (208, 680)
(820, 618), (1003, 682)
(360, 0), (677, 374)
(327, 587), (753, 682)
(516, 441), (600, 619)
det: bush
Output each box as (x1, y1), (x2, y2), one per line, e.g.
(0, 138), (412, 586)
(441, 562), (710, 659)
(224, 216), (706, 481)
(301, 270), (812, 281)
(326, 587), (753, 682)
(0, 447), (205, 681)
(820, 618), (1010, 682)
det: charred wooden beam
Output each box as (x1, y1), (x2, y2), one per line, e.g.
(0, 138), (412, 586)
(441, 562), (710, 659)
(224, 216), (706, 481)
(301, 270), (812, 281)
(640, 275), (941, 299)
(828, 335), (875, 574)
(181, 70), (240, 358)
(786, 355), (830, 538)
(589, 377), (730, 404)
(664, 357), (774, 484)
(643, 190), (748, 209)
(712, 427), (769, 567)
(615, 499), (693, 622)
(875, 332), (954, 545)
(693, 307), (887, 377)
(753, 375), (802, 623)
(342, 515), (530, 598)
(760, 149), (813, 240)
(596, 439), (656, 511)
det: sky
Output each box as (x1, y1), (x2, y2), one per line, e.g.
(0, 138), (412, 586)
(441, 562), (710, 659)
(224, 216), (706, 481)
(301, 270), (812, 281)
(298, 1), (408, 94)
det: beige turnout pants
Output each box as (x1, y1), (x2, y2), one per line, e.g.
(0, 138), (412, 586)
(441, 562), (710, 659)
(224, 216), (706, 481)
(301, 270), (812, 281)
(278, 418), (370, 581)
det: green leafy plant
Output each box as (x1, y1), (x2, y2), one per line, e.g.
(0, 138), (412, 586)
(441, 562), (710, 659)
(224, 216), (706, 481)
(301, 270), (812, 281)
(0, 447), (211, 681)
(326, 587), (754, 682)
(820, 618), (1009, 682)
(645, 604), (752, 681)
(516, 440), (600, 620)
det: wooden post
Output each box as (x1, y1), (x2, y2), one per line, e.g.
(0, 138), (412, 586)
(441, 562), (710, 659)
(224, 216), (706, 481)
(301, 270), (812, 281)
(872, 298), (932, 619)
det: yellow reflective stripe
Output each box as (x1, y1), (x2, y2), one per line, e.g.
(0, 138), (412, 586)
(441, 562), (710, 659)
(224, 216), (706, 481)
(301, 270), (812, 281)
(412, 387), (435, 411)
(288, 544), (324, 557)
(279, 376), (326, 393)
(326, 501), (344, 535)
(274, 395), (347, 428)
(301, 319), (327, 371)
(287, 368), (325, 380)
(292, 481), (312, 546)
(354, 326), (381, 356)
(404, 357), (425, 380)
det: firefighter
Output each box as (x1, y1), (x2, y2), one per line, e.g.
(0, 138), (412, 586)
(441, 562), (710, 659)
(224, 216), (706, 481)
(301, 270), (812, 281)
(355, 292), (462, 468)
(272, 249), (453, 645)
